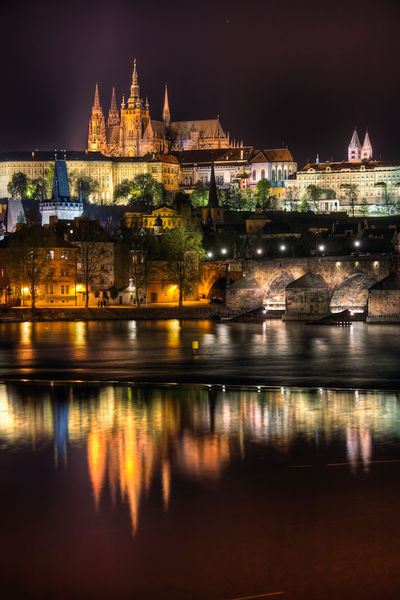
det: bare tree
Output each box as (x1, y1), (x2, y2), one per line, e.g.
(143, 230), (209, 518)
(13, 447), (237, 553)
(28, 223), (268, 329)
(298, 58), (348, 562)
(7, 225), (51, 309)
(71, 219), (107, 307)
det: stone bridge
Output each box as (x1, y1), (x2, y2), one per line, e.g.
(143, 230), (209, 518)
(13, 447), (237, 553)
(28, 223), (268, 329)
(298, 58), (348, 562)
(201, 256), (394, 316)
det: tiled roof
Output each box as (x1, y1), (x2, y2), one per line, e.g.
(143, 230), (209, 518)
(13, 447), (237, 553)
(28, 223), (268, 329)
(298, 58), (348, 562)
(301, 160), (400, 172)
(251, 148), (294, 163)
(169, 119), (225, 140)
(172, 147), (253, 165)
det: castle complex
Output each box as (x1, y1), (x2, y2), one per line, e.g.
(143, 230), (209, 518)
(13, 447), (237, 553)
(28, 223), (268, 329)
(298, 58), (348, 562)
(88, 60), (231, 157)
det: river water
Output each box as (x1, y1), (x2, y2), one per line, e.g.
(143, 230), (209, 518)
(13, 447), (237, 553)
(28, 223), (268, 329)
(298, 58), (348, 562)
(1, 321), (400, 599)
(0, 319), (399, 387)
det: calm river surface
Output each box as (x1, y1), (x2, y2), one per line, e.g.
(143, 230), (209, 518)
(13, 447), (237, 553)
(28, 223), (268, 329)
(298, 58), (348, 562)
(1, 321), (400, 599)
(0, 319), (399, 387)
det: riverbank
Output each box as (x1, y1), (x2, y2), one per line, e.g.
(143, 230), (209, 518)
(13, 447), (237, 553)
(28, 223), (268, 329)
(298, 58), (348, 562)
(0, 304), (229, 322)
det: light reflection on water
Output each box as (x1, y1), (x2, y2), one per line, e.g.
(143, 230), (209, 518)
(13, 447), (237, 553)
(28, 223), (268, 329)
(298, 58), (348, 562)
(1, 383), (400, 535)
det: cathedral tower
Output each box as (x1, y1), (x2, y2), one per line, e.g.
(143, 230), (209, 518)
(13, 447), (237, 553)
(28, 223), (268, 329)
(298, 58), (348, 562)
(348, 128), (361, 162)
(107, 87), (120, 126)
(119, 59), (150, 157)
(162, 83), (171, 128)
(361, 130), (373, 161)
(88, 84), (106, 152)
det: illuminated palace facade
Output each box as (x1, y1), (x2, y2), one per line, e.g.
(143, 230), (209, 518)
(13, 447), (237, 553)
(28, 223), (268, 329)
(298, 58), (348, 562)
(289, 130), (400, 213)
(88, 60), (231, 158)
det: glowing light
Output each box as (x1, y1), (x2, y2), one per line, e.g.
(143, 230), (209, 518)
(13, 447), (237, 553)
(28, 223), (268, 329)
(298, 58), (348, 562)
(76, 285), (83, 292)
(207, 251), (213, 258)
(22, 287), (29, 294)
(318, 244), (325, 251)
(221, 248), (227, 255)
(256, 248), (262, 254)
(280, 245), (286, 251)
(354, 240), (361, 247)
(374, 261), (379, 267)
(336, 261), (341, 268)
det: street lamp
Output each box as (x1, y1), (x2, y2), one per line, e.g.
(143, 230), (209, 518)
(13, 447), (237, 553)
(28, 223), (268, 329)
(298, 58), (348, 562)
(354, 240), (361, 248)
(221, 248), (227, 255)
(318, 244), (325, 252)
(280, 244), (286, 251)
(256, 248), (262, 255)
(207, 251), (213, 258)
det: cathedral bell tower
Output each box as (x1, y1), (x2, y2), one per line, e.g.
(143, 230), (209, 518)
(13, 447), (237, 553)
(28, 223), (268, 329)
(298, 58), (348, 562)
(88, 83), (106, 152)
(119, 59), (150, 157)
(348, 128), (361, 162)
(361, 130), (373, 161)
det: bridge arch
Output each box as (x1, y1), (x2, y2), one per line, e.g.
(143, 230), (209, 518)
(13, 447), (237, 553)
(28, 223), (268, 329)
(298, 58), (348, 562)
(263, 271), (296, 311)
(330, 272), (378, 313)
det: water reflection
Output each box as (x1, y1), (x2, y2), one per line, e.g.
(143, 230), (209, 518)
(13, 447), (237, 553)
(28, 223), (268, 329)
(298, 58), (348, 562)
(1, 383), (400, 535)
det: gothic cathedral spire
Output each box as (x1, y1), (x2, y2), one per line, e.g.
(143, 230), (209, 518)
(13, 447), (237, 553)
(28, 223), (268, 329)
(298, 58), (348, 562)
(88, 83), (106, 152)
(348, 128), (361, 162)
(128, 58), (141, 107)
(163, 83), (171, 127)
(108, 86), (120, 126)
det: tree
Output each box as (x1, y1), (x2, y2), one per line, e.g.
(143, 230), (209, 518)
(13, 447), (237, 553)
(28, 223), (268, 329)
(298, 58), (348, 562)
(255, 179), (271, 208)
(163, 221), (204, 308)
(114, 174), (165, 206)
(221, 187), (247, 211)
(298, 197), (311, 212)
(190, 181), (208, 208)
(122, 218), (152, 307)
(26, 178), (43, 200)
(285, 186), (299, 211)
(306, 184), (323, 211)
(6, 224), (51, 309)
(360, 198), (369, 216)
(114, 179), (133, 203)
(342, 184), (358, 217)
(72, 219), (107, 307)
(43, 163), (55, 198)
(69, 172), (99, 201)
(7, 172), (28, 199)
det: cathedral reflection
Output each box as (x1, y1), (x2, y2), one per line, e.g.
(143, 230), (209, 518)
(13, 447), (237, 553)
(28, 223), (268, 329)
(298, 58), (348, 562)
(0, 383), (399, 534)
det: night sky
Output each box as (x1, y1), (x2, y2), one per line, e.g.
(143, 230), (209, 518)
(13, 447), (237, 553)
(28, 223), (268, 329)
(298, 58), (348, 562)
(1, 0), (399, 167)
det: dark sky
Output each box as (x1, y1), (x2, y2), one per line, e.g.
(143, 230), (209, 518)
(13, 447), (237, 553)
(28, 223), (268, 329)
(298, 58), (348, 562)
(1, 0), (399, 167)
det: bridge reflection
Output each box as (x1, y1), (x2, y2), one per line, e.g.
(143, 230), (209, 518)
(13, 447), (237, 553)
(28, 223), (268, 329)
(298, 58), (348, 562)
(0, 383), (399, 534)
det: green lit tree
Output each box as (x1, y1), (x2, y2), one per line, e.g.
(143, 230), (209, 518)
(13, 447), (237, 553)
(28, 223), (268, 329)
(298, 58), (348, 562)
(255, 178), (271, 208)
(190, 181), (208, 208)
(7, 172), (28, 199)
(163, 221), (204, 308)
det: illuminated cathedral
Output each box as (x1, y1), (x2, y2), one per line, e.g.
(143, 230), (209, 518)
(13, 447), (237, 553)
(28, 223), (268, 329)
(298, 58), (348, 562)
(88, 60), (232, 157)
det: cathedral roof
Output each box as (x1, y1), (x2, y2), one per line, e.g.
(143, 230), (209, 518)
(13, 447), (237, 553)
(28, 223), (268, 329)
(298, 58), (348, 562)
(169, 119), (225, 140)
(143, 120), (167, 139)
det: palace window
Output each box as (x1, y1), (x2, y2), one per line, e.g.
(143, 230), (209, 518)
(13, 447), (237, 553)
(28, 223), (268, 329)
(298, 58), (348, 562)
(252, 170), (256, 181)
(261, 169), (265, 180)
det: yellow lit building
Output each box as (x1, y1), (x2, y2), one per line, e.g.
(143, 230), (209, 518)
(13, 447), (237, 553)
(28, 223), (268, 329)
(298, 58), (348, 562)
(0, 151), (181, 205)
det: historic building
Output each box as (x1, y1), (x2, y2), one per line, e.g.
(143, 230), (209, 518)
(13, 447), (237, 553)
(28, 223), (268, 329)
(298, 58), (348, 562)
(88, 60), (231, 158)
(0, 151), (180, 204)
(287, 130), (400, 213)
(39, 159), (83, 225)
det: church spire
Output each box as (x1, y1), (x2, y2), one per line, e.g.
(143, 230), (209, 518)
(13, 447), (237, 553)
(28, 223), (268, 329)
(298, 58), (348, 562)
(93, 83), (101, 110)
(361, 129), (373, 161)
(207, 162), (219, 208)
(348, 127), (361, 162)
(162, 83), (170, 127)
(128, 58), (141, 107)
(108, 86), (120, 126)
(88, 83), (106, 152)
